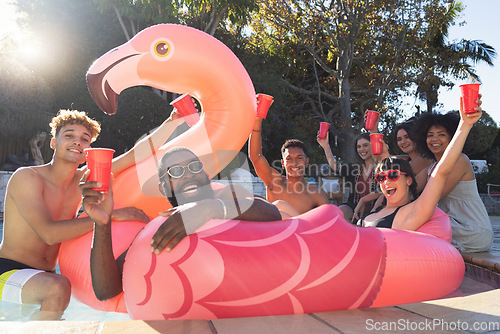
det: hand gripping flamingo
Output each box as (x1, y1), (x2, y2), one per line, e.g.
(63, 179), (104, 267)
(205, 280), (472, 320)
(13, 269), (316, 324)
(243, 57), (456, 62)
(86, 24), (256, 216)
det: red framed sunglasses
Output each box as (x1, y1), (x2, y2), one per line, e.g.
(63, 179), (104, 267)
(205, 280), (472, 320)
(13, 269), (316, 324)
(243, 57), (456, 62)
(375, 170), (407, 183)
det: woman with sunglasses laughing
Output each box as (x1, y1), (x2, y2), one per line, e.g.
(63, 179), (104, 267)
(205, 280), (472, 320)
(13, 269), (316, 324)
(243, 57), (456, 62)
(359, 98), (484, 233)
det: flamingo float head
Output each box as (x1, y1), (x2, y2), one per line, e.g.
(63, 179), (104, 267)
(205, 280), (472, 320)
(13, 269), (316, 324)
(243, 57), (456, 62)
(86, 24), (256, 210)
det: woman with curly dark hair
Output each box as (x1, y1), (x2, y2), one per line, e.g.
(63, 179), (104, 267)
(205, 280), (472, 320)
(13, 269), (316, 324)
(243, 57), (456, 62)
(411, 108), (493, 253)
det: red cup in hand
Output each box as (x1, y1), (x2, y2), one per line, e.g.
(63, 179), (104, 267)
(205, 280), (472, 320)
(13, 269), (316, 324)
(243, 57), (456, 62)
(459, 83), (481, 114)
(256, 94), (274, 119)
(365, 110), (380, 131)
(318, 122), (330, 139)
(369, 133), (384, 155)
(170, 93), (200, 126)
(85, 148), (115, 192)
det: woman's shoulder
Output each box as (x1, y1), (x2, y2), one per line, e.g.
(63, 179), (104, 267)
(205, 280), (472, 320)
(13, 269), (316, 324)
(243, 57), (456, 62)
(457, 153), (475, 179)
(452, 153), (474, 173)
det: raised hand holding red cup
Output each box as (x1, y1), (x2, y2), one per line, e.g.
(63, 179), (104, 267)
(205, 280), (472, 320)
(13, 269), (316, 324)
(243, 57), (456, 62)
(85, 148), (115, 192)
(170, 93), (200, 126)
(369, 133), (384, 155)
(318, 122), (330, 139)
(459, 83), (481, 114)
(365, 110), (380, 131)
(256, 94), (274, 119)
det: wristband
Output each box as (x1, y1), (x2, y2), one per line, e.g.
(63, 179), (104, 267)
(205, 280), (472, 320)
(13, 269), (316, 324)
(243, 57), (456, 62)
(217, 199), (228, 220)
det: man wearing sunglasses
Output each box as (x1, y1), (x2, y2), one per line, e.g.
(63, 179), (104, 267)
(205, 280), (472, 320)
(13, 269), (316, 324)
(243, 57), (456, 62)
(80, 146), (281, 301)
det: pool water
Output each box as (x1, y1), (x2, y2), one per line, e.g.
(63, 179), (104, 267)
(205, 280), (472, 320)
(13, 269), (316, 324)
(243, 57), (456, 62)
(0, 297), (131, 321)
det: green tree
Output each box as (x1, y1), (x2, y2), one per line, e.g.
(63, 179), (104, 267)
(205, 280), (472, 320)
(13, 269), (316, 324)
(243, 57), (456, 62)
(247, 0), (496, 163)
(248, 0), (434, 162)
(464, 110), (498, 158)
(91, 0), (258, 39)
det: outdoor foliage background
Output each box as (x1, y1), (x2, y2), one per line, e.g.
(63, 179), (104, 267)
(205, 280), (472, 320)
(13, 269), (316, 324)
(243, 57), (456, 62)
(1, 0), (498, 189)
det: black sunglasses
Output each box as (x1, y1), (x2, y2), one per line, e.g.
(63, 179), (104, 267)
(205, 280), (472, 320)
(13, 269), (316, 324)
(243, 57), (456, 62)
(160, 160), (204, 179)
(375, 170), (407, 183)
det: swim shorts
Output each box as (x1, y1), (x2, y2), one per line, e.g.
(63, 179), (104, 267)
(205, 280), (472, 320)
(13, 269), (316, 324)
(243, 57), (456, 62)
(0, 258), (44, 304)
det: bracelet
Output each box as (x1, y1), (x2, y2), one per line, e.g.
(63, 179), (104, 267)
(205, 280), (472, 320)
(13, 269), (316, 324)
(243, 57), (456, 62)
(217, 199), (228, 220)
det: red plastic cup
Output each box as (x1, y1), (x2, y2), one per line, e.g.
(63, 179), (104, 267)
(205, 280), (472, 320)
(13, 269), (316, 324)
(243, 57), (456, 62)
(85, 148), (115, 192)
(256, 94), (274, 119)
(365, 110), (380, 131)
(170, 93), (200, 126)
(459, 83), (481, 114)
(370, 133), (384, 155)
(318, 122), (330, 139)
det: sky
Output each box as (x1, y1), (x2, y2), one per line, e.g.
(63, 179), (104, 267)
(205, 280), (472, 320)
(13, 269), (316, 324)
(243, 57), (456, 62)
(1, 1), (499, 124)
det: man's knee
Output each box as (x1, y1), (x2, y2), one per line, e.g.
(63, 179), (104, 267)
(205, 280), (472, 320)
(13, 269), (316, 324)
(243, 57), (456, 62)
(22, 273), (71, 308)
(46, 275), (71, 299)
(41, 275), (71, 312)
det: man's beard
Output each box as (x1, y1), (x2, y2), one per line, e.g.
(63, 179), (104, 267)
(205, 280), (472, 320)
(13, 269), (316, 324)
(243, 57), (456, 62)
(167, 179), (215, 207)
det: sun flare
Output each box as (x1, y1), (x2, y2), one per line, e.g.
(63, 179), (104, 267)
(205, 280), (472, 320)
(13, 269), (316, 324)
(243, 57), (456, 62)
(0, 2), (19, 38)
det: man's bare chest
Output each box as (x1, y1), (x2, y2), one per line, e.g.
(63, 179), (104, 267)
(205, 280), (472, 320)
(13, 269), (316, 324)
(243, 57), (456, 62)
(43, 184), (81, 220)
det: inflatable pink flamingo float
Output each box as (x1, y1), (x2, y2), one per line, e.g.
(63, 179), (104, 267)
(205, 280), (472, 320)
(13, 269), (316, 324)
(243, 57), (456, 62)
(59, 24), (465, 320)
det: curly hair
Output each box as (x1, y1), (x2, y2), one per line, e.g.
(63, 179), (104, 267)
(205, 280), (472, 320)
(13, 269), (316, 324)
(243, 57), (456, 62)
(49, 109), (101, 142)
(376, 156), (418, 200)
(415, 112), (459, 160)
(281, 139), (308, 157)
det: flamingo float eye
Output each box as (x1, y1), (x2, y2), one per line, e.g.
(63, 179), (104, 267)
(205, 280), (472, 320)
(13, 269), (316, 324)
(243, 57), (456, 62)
(155, 42), (169, 56)
(152, 39), (173, 61)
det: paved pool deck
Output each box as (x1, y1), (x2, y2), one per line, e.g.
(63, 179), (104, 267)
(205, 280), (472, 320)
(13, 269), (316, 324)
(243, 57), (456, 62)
(1, 217), (499, 333)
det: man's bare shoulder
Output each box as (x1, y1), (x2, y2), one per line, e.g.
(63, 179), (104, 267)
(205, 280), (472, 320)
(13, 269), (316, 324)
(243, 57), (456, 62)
(7, 166), (49, 194)
(9, 166), (44, 183)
